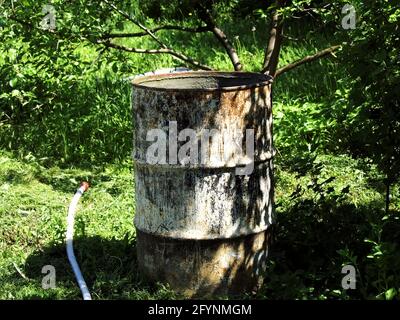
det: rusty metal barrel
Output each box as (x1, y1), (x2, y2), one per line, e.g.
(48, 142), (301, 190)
(132, 71), (274, 297)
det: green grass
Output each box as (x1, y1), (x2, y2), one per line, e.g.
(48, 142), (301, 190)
(0, 151), (181, 299)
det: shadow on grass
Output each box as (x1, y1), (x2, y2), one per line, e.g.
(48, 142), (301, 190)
(260, 193), (400, 300)
(12, 202), (400, 300)
(21, 235), (162, 299)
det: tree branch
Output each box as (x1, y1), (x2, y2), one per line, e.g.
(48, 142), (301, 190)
(101, 25), (209, 39)
(102, 1), (211, 70)
(198, 7), (242, 71)
(262, 1), (284, 76)
(8, 14), (85, 41)
(103, 0), (167, 48)
(9, 12), (212, 71)
(97, 39), (212, 70)
(274, 45), (341, 77)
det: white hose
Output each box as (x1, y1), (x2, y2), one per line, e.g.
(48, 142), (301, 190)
(66, 182), (92, 300)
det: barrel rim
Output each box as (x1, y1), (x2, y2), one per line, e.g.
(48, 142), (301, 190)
(131, 71), (273, 92)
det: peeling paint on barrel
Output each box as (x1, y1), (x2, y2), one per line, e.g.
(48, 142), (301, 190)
(132, 72), (274, 297)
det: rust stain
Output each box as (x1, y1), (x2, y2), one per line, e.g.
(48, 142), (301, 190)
(137, 229), (271, 298)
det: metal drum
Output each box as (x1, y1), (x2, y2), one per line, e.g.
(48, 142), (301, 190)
(132, 71), (274, 297)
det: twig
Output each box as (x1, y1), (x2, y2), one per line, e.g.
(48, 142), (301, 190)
(102, 0), (211, 70)
(9, 11), (212, 70)
(101, 25), (209, 39)
(97, 39), (212, 70)
(103, 0), (166, 48)
(8, 15), (86, 42)
(274, 45), (341, 77)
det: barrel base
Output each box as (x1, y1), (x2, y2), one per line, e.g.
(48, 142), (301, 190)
(136, 229), (271, 298)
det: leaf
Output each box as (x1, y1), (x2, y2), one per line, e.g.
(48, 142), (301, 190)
(116, 21), (124, 31)
(9, 78), (18, 88)
(385, 288), (397, 300)
(112, 62), (119, 73)
(11, 89), (21, 97)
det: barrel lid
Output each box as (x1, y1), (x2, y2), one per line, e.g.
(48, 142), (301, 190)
(132, 71), (272, 92)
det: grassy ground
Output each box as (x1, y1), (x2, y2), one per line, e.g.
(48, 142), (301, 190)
(1, 150), (398, 299)
(1, 17), (399, 299)
(0, 151), (179, 299)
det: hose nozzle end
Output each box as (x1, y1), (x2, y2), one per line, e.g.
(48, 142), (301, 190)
(80, 181), (90, 192)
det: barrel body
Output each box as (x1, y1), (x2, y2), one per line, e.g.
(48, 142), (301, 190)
(132, 72), (274, 297)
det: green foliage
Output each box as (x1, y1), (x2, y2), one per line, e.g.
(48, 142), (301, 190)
(339, 0), (400, 187)
(0, 51), (133, 165)
(0, 0), (341, 165)
(259, 155), (400, 299)
(0, 28), (133, 164)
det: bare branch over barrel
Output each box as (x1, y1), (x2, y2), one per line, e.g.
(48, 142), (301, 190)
(274, 45), (341, 77)
(97, 39), (212, 70)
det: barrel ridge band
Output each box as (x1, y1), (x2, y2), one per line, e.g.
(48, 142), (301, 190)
(133, 149), (276, 169)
